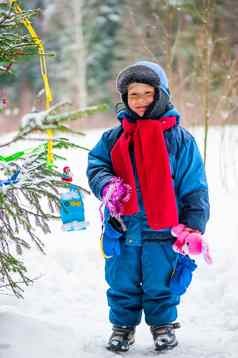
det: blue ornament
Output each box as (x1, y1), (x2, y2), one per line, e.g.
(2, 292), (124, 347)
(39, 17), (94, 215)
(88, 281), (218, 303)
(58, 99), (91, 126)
(0, 166), (21, 187)
(60, 184), (87, 231)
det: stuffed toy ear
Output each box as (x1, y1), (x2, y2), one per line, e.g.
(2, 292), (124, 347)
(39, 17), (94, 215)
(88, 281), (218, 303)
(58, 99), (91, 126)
(171, 224), (185, 237)
(202, 241), (213, 264)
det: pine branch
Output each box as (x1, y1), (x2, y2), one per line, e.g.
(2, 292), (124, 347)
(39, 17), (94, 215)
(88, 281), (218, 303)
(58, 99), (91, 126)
(0, 103), (108, 149)
(0, 4), (40, 66)
(1, 2), (97, 299)
(0, 138), (90, 298)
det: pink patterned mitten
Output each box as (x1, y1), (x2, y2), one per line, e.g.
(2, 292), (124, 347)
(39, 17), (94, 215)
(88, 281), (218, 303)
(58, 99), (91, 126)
(101, 177), (131, 219)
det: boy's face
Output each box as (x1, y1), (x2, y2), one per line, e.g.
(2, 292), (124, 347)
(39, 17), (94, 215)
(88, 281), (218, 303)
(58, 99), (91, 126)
(127, 83), (155, 117)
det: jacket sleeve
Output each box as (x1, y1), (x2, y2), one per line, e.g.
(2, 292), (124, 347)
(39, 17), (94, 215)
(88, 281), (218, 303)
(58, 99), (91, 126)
(174, 133), (210, 234)
(86, 131), (115, 200)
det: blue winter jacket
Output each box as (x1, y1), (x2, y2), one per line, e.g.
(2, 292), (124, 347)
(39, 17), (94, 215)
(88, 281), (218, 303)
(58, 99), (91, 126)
(87, 108), (210, 245)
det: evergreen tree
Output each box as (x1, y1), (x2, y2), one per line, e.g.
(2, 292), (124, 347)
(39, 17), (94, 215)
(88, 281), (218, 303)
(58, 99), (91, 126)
(42, 0), (88, 108)
(0, 1), (106, 297)
(84, 0), (124, 102)
(0, 0), (46, 112)
(43, 0), (124, 106)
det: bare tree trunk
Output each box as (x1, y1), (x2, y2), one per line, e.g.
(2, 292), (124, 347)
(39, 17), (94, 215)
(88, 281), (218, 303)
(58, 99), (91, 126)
(72, 0), (87, 108)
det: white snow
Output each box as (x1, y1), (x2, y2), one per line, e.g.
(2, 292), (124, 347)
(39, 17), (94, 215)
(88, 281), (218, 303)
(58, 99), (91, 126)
(0, 126), (238, 358)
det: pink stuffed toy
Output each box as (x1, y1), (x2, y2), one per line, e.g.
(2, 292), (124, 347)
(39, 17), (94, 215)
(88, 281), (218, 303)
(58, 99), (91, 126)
(171, 224), (212, 264)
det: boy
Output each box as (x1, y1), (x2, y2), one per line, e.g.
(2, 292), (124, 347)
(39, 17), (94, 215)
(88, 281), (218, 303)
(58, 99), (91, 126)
(87, 61), (209, 352)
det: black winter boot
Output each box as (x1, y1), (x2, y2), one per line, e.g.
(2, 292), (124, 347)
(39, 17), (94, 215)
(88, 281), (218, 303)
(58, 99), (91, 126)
(106, 325), (135, 352)
(150, 322), (180, 352)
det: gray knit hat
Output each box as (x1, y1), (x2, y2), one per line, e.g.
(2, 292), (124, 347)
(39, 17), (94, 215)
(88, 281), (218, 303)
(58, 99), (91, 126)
(116, 61), (170, 97)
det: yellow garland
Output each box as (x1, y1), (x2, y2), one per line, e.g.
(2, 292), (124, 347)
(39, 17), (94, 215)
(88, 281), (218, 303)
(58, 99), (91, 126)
(10, 0), (54, 166)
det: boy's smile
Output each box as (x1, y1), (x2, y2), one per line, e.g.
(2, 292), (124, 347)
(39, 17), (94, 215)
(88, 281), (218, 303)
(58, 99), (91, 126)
(127, 83), (155, 117)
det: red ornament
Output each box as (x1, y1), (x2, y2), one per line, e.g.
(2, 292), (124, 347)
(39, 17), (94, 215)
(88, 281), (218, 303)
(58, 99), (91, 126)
(62, 166), (73, 182)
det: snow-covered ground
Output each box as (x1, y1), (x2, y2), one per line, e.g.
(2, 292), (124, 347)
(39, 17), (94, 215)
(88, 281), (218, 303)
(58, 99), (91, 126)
(0, 125), (238, 358)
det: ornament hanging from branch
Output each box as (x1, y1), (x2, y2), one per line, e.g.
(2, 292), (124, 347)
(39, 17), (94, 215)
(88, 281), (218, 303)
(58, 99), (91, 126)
(60, 166), (89, 231)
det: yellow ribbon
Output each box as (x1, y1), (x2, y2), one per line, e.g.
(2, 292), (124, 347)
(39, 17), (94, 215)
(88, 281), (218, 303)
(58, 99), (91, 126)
(10, 0), (54, 166)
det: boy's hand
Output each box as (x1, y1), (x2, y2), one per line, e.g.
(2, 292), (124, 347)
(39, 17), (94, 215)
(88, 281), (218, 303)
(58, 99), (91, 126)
(171, 224), (212, 264)
(102, 177), (131, 218)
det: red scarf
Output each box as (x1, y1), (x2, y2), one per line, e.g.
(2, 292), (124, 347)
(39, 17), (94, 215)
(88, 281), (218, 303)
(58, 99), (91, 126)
(111, 117), (179, 230)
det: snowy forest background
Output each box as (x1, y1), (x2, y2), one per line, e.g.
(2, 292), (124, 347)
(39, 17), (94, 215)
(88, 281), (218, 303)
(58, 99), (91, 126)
(1, 1), (238, 357)
(1, 0), (238, 132)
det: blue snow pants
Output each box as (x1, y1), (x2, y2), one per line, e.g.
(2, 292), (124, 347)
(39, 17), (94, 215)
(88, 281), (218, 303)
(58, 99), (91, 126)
(105, 239), (180, 327)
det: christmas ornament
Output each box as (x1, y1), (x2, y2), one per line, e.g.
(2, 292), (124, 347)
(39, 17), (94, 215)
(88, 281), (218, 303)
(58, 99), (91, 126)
(60, 166), (88, 231)
(0, 163), (20, 187)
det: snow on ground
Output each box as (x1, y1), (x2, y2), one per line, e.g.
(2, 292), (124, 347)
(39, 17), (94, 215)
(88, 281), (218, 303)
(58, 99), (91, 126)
(0, 126), (238, 358)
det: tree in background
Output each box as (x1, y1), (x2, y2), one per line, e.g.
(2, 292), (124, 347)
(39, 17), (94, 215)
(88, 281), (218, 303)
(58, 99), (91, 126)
(119, 1), (237, 126)
(0, 0), (46, 115)
(22, 0), (124, 109)
(114, 0), (194, 118)
(43, 0), (87, 108)
(1, 0), (237, 127)
(175, 0), (238, 161)
(84, 0), (124, 103)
